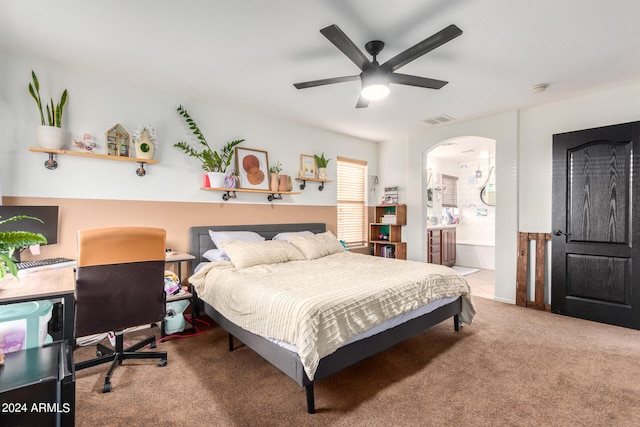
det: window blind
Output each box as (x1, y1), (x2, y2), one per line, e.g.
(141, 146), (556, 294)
(441, 174), (458, 207)
(337, 156), (368, 247)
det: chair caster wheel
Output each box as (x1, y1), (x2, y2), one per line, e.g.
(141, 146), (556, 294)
(102, 383), (112, 393)
(96, 351), (103, 357)
(158, 359), (167, 367)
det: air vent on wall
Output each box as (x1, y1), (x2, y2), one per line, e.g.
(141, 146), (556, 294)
(422, 114), (455, 125)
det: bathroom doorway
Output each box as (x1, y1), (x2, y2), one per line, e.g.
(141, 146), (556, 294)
(424, 136), (496, 299)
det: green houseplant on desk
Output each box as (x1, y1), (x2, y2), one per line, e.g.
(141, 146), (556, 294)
(0, 216), (47, 280)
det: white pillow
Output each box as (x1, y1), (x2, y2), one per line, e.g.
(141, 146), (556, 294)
(209, 230), (265, 257)
(272, 231), (314, 242)
(220, 240), (304, 268)
(289, 231), (345, 260)
(202, 248), (230, 262)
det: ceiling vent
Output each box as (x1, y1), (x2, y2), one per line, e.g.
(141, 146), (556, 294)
(422, 114), (455, 125)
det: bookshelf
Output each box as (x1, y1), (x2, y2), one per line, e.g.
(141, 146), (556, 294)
(369, 204), (407, 259)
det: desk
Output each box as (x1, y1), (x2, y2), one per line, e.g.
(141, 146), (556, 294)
(0, 341), (75, 427)
(0, 267), (76, 347)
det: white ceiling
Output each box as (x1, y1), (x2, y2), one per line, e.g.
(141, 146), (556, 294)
(2, 0), (640, 145)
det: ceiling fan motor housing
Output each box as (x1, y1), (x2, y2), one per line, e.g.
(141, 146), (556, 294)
(365, 40), (385, 58)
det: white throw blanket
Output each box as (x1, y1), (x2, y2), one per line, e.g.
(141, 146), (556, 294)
(190, 251), (475, 380)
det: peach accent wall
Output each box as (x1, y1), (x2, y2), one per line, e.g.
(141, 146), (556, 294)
(3, 196), (338, 262)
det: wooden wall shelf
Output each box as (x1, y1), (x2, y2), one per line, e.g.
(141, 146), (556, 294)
(29, 146), (158, 176)
(295, 177), (332, 191)
(202, 187), (301, 202)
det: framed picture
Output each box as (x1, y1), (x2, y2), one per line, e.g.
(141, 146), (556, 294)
(300, 154), (317, 179)
(235, 147), (270, 190)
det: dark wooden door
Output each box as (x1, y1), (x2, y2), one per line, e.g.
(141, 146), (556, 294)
(551, 121), (640, 329)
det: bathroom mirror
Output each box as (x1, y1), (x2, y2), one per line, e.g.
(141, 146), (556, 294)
(480, 183), (496, 206)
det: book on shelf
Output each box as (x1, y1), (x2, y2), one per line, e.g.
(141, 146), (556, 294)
(381, 214), (397, 224)
(380, 245), (396, 258)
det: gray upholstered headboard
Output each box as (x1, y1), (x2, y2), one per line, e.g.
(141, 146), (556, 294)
(188, 223), (326, 272)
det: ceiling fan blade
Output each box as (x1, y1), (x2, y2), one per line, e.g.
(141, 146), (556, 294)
(389, 73), (448, 89)
(381, 24), (463, 72)
(355, 96), (369, 108)
(293, 75), (360, 89)
(320, 24), (371, 71)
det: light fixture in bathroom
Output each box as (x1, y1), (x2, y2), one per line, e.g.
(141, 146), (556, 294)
(475, 162), (482, 178)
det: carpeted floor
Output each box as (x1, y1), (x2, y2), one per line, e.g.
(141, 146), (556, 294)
(74, 296), (640, 426)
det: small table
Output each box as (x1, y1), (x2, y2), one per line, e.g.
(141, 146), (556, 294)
(163, 252), (197, 336)
(165, 252), (195, 281)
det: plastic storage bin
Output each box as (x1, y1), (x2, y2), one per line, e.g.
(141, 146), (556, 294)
(0, 300), (53, 354)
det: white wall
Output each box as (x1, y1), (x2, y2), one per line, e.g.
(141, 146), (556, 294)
(386, 81), (640, 304)
(0, 49), (378, 205)
(518, 83), (640, 232)
(376, 136), (408, 207)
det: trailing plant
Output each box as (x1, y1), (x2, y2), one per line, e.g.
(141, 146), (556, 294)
(174, 105), (245, 173)
(28, 70), (68, 127)
(314, 152), (331, 168)
(0, 215), (47, 280)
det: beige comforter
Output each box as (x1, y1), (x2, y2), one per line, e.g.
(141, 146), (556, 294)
(190, 251), (475, 380)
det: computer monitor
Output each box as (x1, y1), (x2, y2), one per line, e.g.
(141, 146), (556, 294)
(0, 205), (59, 261)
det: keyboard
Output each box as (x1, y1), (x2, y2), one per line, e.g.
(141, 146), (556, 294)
(16, 257), (77, 272)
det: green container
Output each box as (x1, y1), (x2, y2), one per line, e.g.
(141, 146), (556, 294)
(0, 300), (53, 354)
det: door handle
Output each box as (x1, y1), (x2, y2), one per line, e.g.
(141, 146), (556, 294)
(553, 229), (570, 236)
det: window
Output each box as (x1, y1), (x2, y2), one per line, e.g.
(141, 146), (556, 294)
(441, 174), (458, 207)
(337, 156), (368, 247)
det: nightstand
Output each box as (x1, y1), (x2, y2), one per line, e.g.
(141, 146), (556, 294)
(163, 252), (197, 337)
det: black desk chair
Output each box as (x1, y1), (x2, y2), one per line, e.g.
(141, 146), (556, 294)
(74, 227), (168, 393)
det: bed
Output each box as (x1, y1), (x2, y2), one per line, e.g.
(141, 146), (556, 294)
(188, 223), (475, 413)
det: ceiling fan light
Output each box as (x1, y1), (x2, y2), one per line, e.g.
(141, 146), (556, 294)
(361, 83), (389, 100)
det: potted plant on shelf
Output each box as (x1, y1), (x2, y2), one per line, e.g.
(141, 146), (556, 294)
(314, 152), (331, 180)
(0, 215), (47, 281)
(269, 161), (282, 192)
(28, 70), (68, 150)
(174, 105), (245, 188)
(132, 125), (157, 160)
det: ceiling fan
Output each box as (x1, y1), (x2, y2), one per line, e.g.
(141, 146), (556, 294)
(293, 24), (463, 108)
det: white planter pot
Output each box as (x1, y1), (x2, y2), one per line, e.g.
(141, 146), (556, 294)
(207, 172), (226, 188)
(318, 167), (328, 180)
(36, 126), (66, 150)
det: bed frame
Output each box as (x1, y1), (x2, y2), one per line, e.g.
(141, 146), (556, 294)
(189, 223), (462, 414)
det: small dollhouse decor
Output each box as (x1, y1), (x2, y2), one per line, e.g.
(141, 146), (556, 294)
(106, 123), (130, 157)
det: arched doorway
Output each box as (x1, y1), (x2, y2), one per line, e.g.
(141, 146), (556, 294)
(424, 136), (496, 299)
